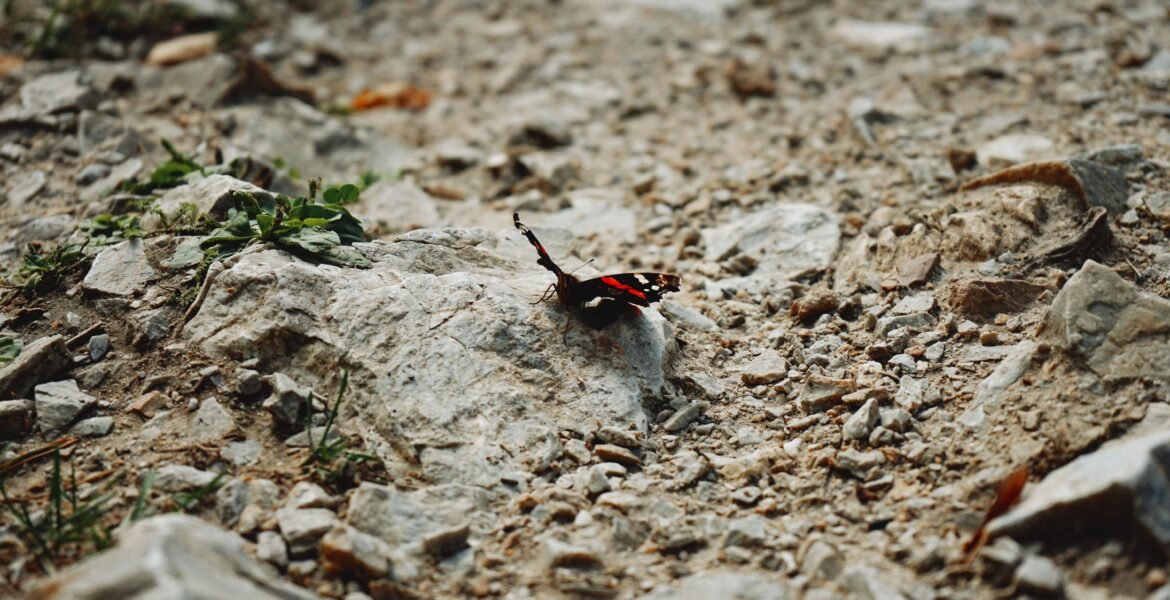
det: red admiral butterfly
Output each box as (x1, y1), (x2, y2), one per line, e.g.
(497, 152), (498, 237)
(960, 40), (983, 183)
(513, 212), (681, 328)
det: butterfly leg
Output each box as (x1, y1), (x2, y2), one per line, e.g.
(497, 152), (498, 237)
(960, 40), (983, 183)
(532, 283), (557, 305)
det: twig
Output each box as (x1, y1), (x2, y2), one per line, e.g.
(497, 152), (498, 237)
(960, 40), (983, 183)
(0, 437), (78, 478)
(65, 321), (105, 349)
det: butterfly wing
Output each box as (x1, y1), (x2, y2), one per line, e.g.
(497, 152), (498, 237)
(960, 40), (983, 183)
(571, 273), (681, 308)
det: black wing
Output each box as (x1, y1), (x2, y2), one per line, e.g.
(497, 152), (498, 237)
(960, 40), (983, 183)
(571, 273), (681, 307)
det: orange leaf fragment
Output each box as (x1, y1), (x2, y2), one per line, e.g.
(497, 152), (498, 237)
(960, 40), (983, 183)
(962, 464), (1029, 563)
(351, 82), (433, 111)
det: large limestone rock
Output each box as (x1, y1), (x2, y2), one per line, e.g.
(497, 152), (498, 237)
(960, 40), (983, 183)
(29, 514), (318, 599)
(184, 227), (675, 486)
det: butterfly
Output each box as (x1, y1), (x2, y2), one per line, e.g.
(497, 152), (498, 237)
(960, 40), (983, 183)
(513, 212), (681, 328)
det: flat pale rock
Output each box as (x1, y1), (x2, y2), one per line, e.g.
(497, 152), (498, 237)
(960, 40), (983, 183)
(82, 239), (158, 297)
(1039, 260), (1170, 381)
(28, 514), (319, 600)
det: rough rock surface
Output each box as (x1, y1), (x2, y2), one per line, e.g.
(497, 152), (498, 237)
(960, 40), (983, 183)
(184, 229), (674, 485)
(29, 514), (318, 599)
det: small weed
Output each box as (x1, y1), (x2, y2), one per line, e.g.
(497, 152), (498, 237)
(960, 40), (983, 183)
(358, 171), (381, 190)
(302, 370), (381, 490)
(197, 177), (370, 268)
(168, 472), (226, 513)
(2, 242), (89, 304)
(117, 139), (206, 196)
(79, 214), (143, 245)
(0, 337), (20, 362)
(0, 449), (120, 574)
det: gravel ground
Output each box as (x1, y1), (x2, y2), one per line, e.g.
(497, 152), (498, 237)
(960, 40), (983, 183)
(2, 1), (1170, 599)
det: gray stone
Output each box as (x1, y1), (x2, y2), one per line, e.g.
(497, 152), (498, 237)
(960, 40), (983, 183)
(597, 425), (640, 449)
(842, 564), (908, 600)
(32, 514), (317, 598)
(1013, 554), (1064, 596)
(433, 139), (482, 170)
(16, 214), (75, 244)
(724, 515), (769, 548)
(35, 380), (97, 437)
(225, 97), (408, 186)
(152, 175), (277, 225)
(80, 157), (143, 202)
(976, 134), (1056, 169)
(256, 530), (288, 569)
(512, 115), (572, 148)
(82, 239), (158, 296)
(702, 204), (840, 278)
(989, 428), (1170, 554)
(0, 335), (71, 398)
(283, 426), (340, 448)
(422, 523), (470, 558)
(801, 539), (844, 581)
(837, 448), (886, 480)
(663, 401), (707, 432)
(155, 464), (220, 493)
(894, 376), (924, 413)
(584, 465), (612, 495)
(879, 407), (913, 433)
(221, 439), (262, 466)
(193, 397), (236, 441)
(741, 350), (787, 385)
(844, 398), (880, 441)
(800, 375), (855, 413)
(0, 400), (35, 441)
(876, 311), (935, 337)
(184, 228), (675, 486)
(639, 572), (790, 600)
(87, 333), (110, 361)
(286, 481), (338, 510)
(346, 482), (494, 574)
(542, 537), (602, 569)
(264, 373), (311, 427)
(237, 368), (262, 395)
(70, 416), (114, 437)
(830, 20), (928, 50)
(1039, 260), (1170, 382)
(277, 507), (340, 557)
(6, 170), (47, 207)
(319, 524), (393, 579)
(958, 341), (1037, 429)
(75, 163), (111, 185)
(20, 70), (97, 115)
(542, 190), (637, 245)
(660, 301), (718, 331)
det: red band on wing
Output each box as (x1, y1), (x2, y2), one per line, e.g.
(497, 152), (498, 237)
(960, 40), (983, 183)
(601, 276), (647, 300)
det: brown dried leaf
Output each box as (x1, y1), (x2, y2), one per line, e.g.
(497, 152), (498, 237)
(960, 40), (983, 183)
(962, 464), (1029, 563)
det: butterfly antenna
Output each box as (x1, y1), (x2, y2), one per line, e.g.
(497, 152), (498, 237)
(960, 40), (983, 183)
(568, 259), (594, 275)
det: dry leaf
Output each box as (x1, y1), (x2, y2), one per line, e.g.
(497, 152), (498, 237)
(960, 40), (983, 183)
(146, 32), (218, 66)
(351, 82), (433, 111)
(962, 464), (1029, 563)
(0, 54), (24, 77)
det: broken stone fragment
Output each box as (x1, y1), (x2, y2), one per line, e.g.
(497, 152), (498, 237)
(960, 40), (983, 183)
(988, 428), (1170, 555)
(0, 334), (71, 398)
(1039, 260), (1170, 382)
(28, 514), (317, 599)
(799, 374), (855, 412)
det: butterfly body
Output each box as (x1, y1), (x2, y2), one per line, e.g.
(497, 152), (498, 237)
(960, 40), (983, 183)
(513, 213), (680, 328)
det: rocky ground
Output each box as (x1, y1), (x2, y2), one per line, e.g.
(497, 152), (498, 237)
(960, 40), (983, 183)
(2, 0), (1170, 598)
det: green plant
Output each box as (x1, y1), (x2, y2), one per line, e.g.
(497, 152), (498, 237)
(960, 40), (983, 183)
(1, 449), (120, 574)
(118, 139), (206, 196)
(197, 178), (370, 268)
(2, 242), (89, 303)
(169, 472), (226, 513)
(302, 370), (380, 490)
(0, 337), (20, 363)
(79, 214), (143, 245)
